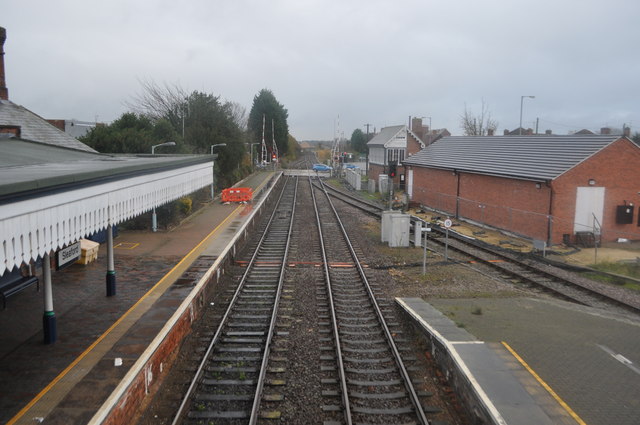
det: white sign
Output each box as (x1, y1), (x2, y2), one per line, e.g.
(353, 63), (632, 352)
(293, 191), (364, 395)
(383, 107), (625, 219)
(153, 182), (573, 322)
(57, 241), (81, 270)
(444, 219), (452, 228)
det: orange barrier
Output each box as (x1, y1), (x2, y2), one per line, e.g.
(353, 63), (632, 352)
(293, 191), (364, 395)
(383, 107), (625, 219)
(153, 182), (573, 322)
(221, 187), (253, 203)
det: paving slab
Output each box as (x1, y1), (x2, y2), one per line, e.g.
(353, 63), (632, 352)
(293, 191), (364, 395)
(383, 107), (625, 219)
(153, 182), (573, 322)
(429, 297), (640, 425)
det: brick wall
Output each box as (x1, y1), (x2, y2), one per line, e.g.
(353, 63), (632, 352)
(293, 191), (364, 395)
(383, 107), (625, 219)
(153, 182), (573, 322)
(407, 138), (640, 244)
(0, 125), (20, 137)
(458, 173), (550, 240)
(46, 119), (66, 131)
(409, 167), (459, 215)
(552, 138), (640, 243)
(368, 163), (385, 182)
(369, 163), (408, 188)
(406, 129), (423, 157)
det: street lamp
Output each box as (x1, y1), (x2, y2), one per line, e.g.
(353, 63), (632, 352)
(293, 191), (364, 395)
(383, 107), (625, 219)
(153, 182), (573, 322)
(151, 141), (176, 232)
(210, 143), (227, 200)
(519, 96), (535, 135)
(151, 141), (176, 155)
(245, 142), (259, 171)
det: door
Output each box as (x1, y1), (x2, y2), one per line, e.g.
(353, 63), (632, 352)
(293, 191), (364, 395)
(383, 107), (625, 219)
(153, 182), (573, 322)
(407, 169), (414, 199)
(573, 187), (605, 234)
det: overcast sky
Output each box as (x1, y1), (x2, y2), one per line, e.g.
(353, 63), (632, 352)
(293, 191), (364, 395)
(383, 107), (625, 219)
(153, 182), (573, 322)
(2, 0), (639, 140)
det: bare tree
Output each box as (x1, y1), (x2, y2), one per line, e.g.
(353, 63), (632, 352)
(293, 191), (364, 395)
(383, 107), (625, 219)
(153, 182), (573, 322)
(460, 99), (498, 136)
(227, 101), (248, 130)
(125, 78), (188, 129)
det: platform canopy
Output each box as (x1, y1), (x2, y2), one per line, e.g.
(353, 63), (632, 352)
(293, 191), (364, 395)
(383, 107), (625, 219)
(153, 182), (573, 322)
(0, 136), (214, 276)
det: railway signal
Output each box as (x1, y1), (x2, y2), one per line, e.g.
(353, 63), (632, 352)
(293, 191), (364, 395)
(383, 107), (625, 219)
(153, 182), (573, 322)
(389, 161), (397, 178)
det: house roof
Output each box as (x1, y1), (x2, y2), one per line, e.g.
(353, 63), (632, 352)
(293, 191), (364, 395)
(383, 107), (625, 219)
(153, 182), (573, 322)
(367, 125), (425, 148)
(0, 99), (97, 153)
(367, 125), (405, 147)
(403, 135), (629, 181)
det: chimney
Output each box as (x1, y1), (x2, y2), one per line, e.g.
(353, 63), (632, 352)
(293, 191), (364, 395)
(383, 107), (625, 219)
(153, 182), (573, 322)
(545, 129), (552, 135)
(623, 127), (631, 137)
(487, 128), (494, 136)
(0, 27), (8, 100)
(600, 127), (611, 135)
(504, 129), (509, 135)
(411, 117), (424, 140)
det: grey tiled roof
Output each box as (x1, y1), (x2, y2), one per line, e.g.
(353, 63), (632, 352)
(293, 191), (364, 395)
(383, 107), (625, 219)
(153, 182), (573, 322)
(403, 135), (627, 181)
(0, 100), (97, 153)
(367, 125), (405, 147)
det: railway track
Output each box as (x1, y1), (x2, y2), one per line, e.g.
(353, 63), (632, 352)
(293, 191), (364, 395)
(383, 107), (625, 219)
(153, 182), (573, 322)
(168, 175), (454, 424)
(321, 181), (640, 315)
(172, 176), (298, 425)
(311, 177), (431, 425)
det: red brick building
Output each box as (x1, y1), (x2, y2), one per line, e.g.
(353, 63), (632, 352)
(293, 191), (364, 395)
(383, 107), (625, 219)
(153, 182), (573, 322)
(403, 135), (640, 245)
(367, 124), (425, 189)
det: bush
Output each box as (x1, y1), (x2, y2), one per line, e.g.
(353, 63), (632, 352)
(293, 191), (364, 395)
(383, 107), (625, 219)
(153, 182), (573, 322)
(177, 197), (192, 215)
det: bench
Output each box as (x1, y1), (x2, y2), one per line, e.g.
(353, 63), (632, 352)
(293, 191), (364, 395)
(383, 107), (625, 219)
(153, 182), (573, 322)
(1, 275), (39, 309)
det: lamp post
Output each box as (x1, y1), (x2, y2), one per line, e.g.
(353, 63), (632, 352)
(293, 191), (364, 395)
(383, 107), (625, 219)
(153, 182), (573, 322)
(519, 96), (535, 135)
(246, 142), (259, 171)
(210, 143), (227, 200)
(151, 141), (176, 232)
(151, 141), (176, 155)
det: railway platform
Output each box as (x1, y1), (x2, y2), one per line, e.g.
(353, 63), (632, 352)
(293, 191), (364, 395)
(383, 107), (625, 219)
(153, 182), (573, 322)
(0, 171), (278, 425)
(397, 297), (640, 425)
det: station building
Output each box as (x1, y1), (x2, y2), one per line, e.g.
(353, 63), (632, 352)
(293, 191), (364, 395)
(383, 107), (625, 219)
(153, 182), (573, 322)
(403, 134), (640, 246)
(0, 26), (214, 343)
(367, 124), (425, 190)
(367, 118), (450, 191)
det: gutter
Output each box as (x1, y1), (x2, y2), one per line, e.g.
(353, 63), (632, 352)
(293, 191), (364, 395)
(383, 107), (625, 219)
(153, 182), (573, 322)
(0, 157), (213, 206)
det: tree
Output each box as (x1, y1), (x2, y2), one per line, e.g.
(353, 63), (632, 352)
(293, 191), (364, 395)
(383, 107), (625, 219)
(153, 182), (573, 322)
(227, 101), (248, 130)
(181, 91), (246, 187)
(126, 79), (188, 133)
(286, 134), (301, 160)
(80, 112), (179, 154)
(125, 80), (248, 185)
(350, 128), (368, 153)
(460, 100), (498, 136)
(247, 89), (289, 161)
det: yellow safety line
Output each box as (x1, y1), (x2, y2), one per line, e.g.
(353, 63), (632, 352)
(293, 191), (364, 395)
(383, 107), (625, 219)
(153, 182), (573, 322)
(501, 341), (588, 425)
(114, 242), (139, 249)
(7, 204), (243, 425)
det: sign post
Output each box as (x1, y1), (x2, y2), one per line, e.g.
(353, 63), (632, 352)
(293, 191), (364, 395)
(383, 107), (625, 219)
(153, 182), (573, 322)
(56, 241), (81, 270)
(422, 226), (432, 275)
(443, 218), (452, 261)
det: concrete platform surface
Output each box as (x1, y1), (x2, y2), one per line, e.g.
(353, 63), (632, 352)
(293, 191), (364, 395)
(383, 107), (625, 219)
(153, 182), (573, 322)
(427, 297), (640, 425)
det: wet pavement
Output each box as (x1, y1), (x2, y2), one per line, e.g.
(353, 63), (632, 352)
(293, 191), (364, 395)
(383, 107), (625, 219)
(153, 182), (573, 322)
(0, 171), (275, 424)
(429, 297), (640, 425)
(0, 254), (176, 423)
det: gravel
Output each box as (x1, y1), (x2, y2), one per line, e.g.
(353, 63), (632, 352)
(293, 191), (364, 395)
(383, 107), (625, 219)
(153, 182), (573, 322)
(136, 178), (563, 425)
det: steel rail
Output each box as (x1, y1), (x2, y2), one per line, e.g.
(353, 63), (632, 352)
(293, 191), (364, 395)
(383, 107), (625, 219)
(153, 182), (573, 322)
(248, 176), (298, 424)
(170, 178), (291, 425)
(308, 175), (353, 425)
(322, 180), (640, 314)
(315, 177), (429, 425)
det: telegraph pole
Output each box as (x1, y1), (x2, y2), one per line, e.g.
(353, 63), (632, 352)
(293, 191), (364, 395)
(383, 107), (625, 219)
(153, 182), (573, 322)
(364, 123), (372, 175)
